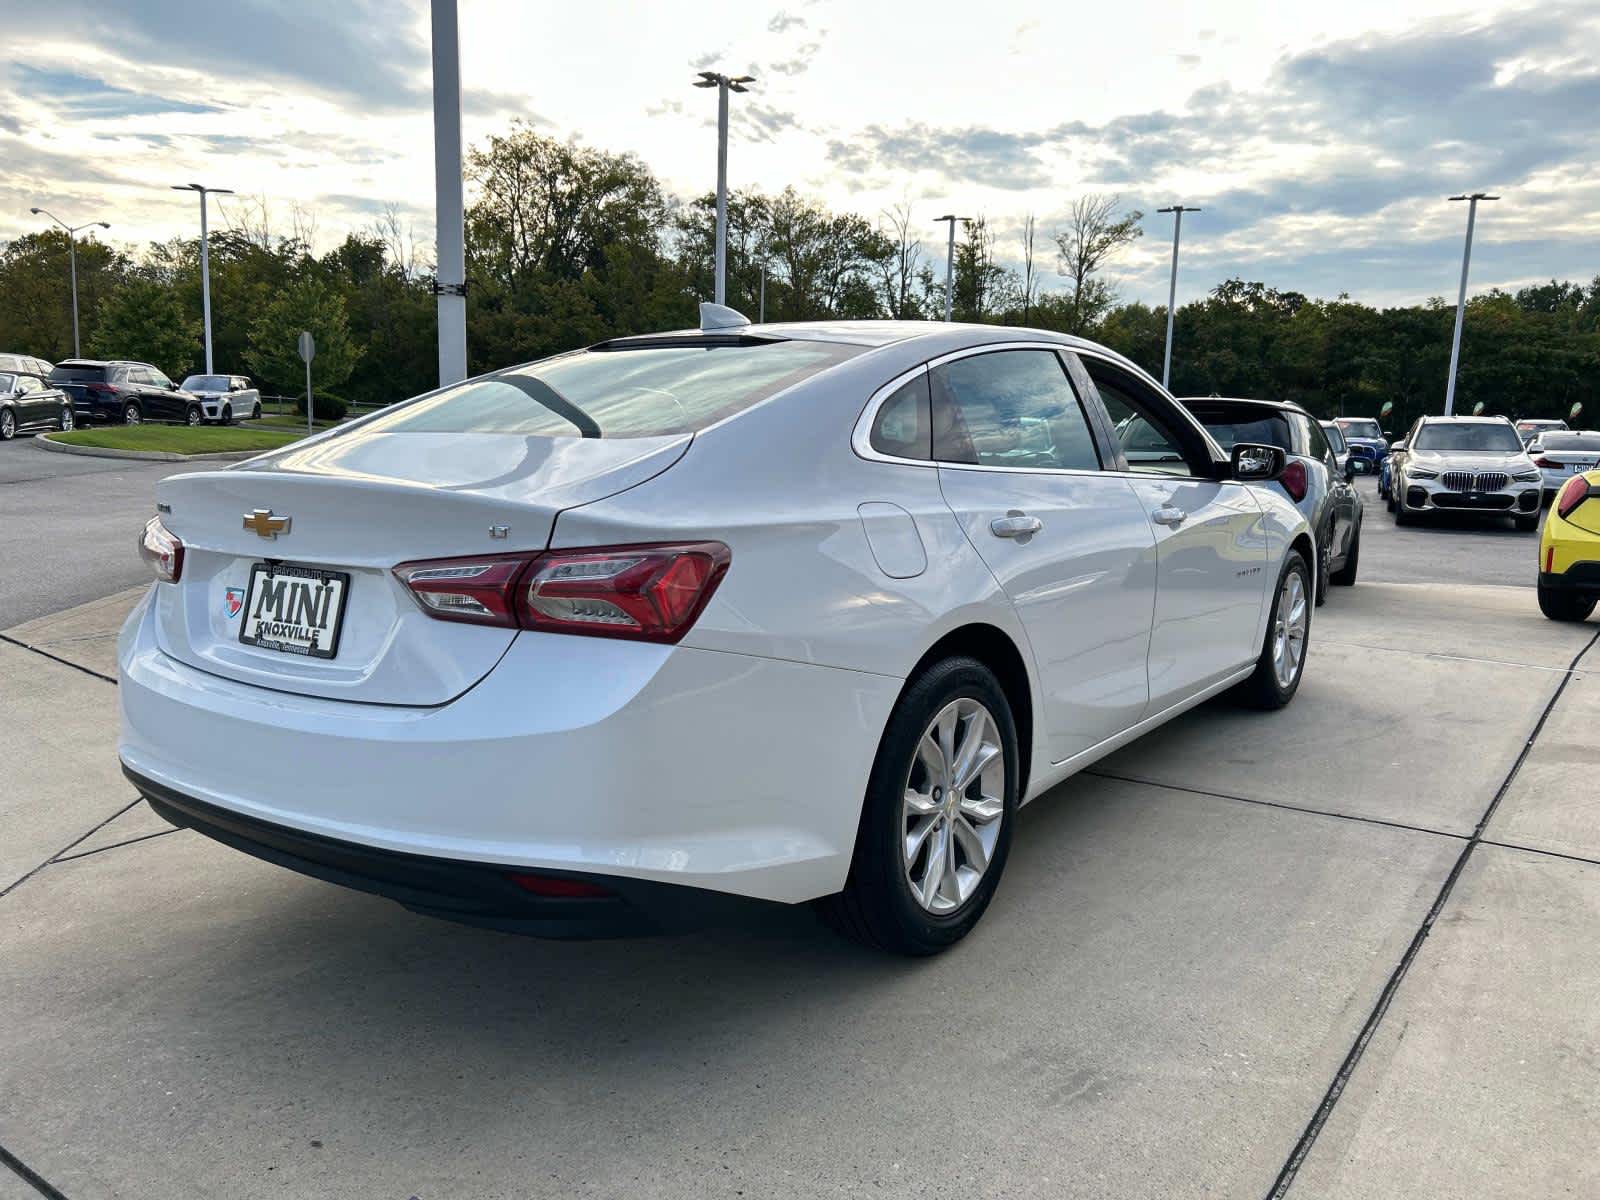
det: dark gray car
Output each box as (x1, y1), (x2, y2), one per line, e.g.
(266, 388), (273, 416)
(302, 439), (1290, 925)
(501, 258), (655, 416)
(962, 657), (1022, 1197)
(0, 371), (74, 440)
(1182, 397), (1363, 604)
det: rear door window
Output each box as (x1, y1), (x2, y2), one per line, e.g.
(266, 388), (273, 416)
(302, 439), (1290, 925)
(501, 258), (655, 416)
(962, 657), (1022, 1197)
(929, 349), (1101, 471)
(361, 340), (861, 438)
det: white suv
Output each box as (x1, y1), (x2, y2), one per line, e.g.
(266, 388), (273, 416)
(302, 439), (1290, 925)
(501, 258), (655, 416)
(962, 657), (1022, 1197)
(1389, 415), (1543, 531)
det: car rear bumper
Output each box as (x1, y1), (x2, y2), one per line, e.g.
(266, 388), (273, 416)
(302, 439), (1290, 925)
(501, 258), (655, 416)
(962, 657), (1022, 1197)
(1539, 564), (1600, 599)
(128, 766), (775, 937)
(117, 590), (899, 909)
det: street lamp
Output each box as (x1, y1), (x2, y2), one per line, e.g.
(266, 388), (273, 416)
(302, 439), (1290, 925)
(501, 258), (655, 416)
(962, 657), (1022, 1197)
(29, 208), (110, 358)
(693, 70), (755, 307)
(934, 214), (970, 322)
(431, 0), (468, 386)
(1443, 193), (1498, 416)
(1156, 205), (1200, 390)
(171, 183), (235, 374)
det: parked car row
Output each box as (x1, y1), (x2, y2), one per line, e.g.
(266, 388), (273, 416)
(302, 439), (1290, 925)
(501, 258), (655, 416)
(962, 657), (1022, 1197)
(0, 350), (264, 438)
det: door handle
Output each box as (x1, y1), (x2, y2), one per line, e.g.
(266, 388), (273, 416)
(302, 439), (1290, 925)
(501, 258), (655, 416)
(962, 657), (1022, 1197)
(1151, 505), (1188, 527)
(990, 514), (1043, 539)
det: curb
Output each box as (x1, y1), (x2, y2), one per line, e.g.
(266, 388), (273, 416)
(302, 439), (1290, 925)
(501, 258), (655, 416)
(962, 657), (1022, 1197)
(35, 435), (260, 463)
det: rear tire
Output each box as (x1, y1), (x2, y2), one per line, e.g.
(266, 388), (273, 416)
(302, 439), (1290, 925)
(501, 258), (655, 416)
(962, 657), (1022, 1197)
(1538, 582), (1596, 623)
(251, 402), (262, 420)
(185, 404), (203, 426)
(1315, 536), (1331, 607)
(0, 408), (14, 440)
(816, 656), (1018, 956)
(1231, 550), (1311, 711)
(1331, 523), (1360, 586)
(123, 403), (141, 425)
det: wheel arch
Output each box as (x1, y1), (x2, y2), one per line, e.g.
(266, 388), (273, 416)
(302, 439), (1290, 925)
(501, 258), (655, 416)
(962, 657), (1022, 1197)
(902, 622), (1034, 802)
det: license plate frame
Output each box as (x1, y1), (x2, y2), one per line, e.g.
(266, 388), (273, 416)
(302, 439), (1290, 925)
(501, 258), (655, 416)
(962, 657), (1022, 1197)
(237, 562), (350, 660)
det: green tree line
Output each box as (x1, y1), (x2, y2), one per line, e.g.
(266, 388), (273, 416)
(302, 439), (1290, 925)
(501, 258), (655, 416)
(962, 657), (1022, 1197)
(3, 120), (1596, 435)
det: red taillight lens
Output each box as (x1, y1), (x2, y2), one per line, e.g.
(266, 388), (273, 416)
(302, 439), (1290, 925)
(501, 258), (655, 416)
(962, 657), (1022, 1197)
(138, 515), (183, 582)
(1556, 475), (1590, 520)
(518, 542), (731, 643)
(506, 872), (614, 899)
(1280, 459), (1308, 502)
(1534, 456), (1556, 469)
(395, 542), (730, 642)
(392, 554), (531, 627)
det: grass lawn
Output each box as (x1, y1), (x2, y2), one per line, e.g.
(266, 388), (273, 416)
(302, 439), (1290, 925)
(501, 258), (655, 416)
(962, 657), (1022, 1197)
(250, 414), (341, 431)
(49, 425), (306, 455)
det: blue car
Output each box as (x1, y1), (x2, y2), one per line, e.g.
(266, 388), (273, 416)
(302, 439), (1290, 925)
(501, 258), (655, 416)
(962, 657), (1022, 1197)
(1334, 416), (1390, 478)
(1377, 453), (1393, 501)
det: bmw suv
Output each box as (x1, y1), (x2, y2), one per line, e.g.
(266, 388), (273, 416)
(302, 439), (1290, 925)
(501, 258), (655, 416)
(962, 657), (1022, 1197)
(1389, 416), (1543, 530)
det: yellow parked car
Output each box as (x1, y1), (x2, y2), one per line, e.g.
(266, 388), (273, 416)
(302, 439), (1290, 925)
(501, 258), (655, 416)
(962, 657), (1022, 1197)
(1538, 470), (1600, 621)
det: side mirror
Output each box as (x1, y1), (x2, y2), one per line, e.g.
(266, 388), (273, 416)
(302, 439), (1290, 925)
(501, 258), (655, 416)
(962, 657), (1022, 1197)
(1231, 442), (1286, 483)
(1391, 440), (1407, 454)
(1381, 431), (1393, 440)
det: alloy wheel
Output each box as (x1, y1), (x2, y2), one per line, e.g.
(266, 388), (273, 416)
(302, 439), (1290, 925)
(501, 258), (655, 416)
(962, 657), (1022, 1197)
(124, 405), (141, 425)
(1272, 569), (1308, 688)
(0, 410), (13, 439)
(60, 408), (74, 431)
(901, 698), (1005, 914)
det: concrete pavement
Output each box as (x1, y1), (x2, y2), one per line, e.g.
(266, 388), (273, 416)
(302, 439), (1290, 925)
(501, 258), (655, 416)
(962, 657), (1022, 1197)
(1, 490), (1596, 1199)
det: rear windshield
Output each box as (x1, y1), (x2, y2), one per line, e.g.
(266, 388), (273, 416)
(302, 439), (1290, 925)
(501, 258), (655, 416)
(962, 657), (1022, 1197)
(1338, 419), (1382, 439)
(1189, 408), (1293, 452)
(49, 365), (107, 382)
(1539, 433), (1600, 452)
(1413, 423), (1522, 452)
(359, 341), (862, 438)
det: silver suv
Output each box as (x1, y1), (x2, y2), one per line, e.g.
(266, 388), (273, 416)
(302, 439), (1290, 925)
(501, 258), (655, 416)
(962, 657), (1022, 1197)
(1388, 415), (1542, 531)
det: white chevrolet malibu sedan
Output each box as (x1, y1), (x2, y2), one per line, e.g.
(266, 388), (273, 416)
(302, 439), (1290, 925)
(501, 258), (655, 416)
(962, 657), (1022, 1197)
(120, 311), (1312, 954)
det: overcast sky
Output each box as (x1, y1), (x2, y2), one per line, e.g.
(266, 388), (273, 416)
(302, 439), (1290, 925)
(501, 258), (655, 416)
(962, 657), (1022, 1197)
(1, 0), (1594, 308)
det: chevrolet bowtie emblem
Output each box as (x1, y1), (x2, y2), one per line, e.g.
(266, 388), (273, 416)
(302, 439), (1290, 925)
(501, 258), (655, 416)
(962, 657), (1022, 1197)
(242, 509), (291, 539)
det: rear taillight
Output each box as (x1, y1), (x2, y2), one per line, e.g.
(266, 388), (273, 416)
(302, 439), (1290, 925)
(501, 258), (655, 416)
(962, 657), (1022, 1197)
(395, 542), (730, 643)
(392, 555), (529, 626)
(1534, 456), (1556, 469)
(138, 515), (183, 582)
(1556, 475), (1590, 520)
(1281, 459), (1308, 502)
(86, 382), (115, 394)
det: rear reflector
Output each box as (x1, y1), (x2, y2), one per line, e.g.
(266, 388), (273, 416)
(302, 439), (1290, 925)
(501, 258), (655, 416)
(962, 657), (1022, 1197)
(1556, 475), (1591, 520)
(138, 515), (183, 582)
(507, 872), (614, 899)
(394, 541), (730, 643)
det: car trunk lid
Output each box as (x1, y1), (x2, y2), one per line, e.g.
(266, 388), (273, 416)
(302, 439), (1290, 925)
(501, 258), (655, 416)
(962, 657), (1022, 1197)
(151, 429), (689, 705)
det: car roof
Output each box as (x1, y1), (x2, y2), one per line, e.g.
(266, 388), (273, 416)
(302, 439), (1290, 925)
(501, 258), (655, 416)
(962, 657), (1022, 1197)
(1419, 414), (1512, 424)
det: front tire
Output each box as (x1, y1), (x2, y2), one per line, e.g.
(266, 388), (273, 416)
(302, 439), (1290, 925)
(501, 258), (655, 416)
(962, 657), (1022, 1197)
(1315, 535), (1331, 606)
(221, 404), (233, 426)
(0, 408), (14, 440)
(1538, 582), (1596, 622)
(817, 656), (1018, 956)
(1231, 550), (1311, 710)
(58, 406), (74, 432)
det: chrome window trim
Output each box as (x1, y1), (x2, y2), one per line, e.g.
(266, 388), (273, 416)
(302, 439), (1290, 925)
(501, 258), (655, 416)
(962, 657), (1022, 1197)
(852, 341), (1116, 479)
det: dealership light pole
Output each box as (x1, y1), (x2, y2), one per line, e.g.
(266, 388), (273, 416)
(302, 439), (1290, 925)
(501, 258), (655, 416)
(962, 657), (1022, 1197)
(1443, 192), (1497, 416)
(171, 183), (234, 374)
(693, 71), (755, 306)
(431, 0), (468, 385)
(935, 214), (970, 322)
(1157, 204), (1200, 389)
(29, 208), (110, 358)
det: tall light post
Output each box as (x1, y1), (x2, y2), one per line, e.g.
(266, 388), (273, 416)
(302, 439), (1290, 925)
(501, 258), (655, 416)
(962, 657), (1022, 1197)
(431, 0), (468, 386)
(693, 70), (754, 307)
(934, 214), (970, 322)
(1157, 204), (1200, 390)
(171, 183), (234, 374)
(1443, 193), (1498, 416)
(29, 208), (110, 358)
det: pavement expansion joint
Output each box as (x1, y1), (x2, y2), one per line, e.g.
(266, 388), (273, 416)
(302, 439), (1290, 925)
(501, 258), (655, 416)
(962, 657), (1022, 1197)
(0, 798), (142, 902)
(1083, 770), (1467, 843)
(0, 633), (118, 686)
(1266, 624), (1600, 1199)
(0, 1141), (70, 1200)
